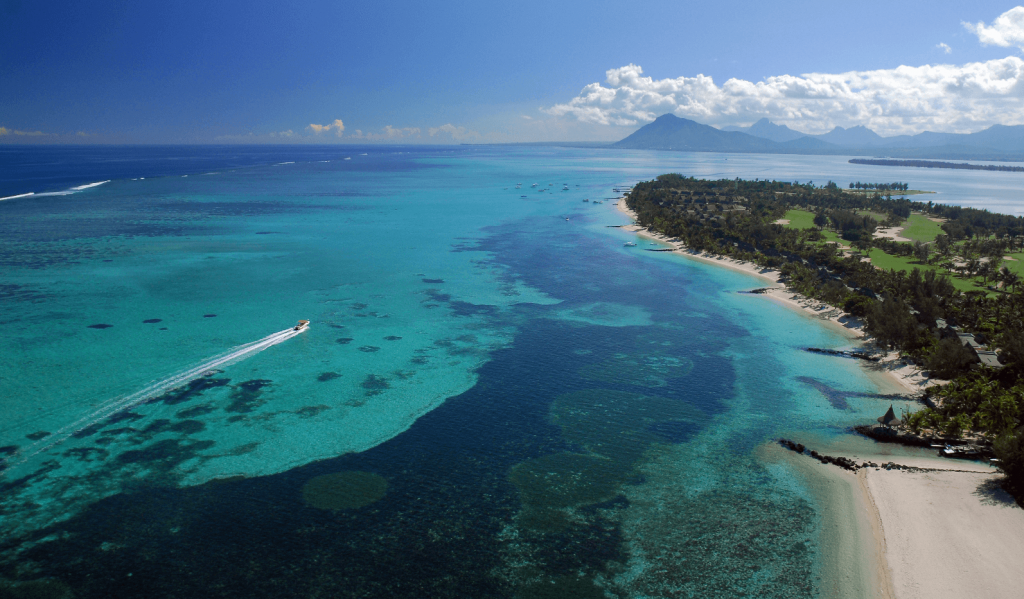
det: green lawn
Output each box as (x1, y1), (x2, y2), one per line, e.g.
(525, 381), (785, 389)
(780, 209), (816, 229)
(855, 210), (888, 221)
(1002, 253), (1024, 278)
(866, 249), (983, 292)
(779, 209), (850, 246)
(819, 229), (845, 245)
(900, 214), (944, 243)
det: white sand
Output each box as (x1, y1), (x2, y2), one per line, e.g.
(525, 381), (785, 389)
(874, 227), (912, 243)
(865, 465), (1024, 599)
(764, 443), (895, 599)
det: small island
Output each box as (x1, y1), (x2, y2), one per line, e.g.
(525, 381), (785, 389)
(850, 158), (1024, 172)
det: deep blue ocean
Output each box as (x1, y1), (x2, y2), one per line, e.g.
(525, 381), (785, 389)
(0, 145), (1007, 598)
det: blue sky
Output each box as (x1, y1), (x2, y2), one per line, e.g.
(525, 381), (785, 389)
(2, 1), (1024, 143)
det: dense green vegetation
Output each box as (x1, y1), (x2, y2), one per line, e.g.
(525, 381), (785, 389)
(850, 158), (1024, 173)
(848, 181), (909, 191)
(626, 174), (1024, 496)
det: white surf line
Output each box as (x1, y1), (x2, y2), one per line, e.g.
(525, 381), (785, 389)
(70, 180), (110, 191)
(4, 326), (306, 470)
(0, 192), (35, 201)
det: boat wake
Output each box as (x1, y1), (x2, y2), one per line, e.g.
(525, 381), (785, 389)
(0, 181), (110, 203)
(5, 326), (306, 471)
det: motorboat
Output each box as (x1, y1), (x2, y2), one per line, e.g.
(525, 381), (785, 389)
(624, 242), (637, 247)
(294, 320), (310, 332)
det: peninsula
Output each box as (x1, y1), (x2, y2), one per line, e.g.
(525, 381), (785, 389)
(620, 174), (1024, 491)
(618, 174), (1024, 597)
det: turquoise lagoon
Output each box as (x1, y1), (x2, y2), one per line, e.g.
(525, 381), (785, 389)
(0, 146), (972, 597)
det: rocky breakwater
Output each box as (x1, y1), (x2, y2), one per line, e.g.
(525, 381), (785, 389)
(804, 348), (880, 362)
(778, 439), (864, 472)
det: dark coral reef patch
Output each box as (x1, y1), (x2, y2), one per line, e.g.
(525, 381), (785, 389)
(301, 471), (388, 510)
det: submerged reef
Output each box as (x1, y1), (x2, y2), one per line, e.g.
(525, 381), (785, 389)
(301, 471), (388, 510)
(0, 578), (73, 599)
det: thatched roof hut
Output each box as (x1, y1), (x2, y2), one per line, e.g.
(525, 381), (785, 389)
(877, 404), (901, 428)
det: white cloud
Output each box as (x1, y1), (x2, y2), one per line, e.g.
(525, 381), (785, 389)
(347, 125), (422, 141)
(937, 42), (952, 54)
(964, 6), (1024, 48)
(307, 119), (345, 137)
(543, 60), (1024, 135)
(269, 130), (296, 138)
(428, 123), (480, 141)
(0, 126), (48, 136)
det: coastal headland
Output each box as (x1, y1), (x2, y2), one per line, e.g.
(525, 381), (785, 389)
(616, 197), (930, 394)
(617, 196), (1024, 599)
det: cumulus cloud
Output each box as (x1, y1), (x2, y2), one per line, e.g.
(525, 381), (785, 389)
(347, 125), (421, 141)
(937, 42), (952, 54)
(964, 6), (1024, 48)
(0, 126), (47, 136)
(428, 123), (480, 140)
(269, 130), (296, 138)
(307, 119), (345, 137)
(543, 60), (1024, 135)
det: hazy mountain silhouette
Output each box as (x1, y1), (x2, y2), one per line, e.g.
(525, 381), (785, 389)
(721, 118), (805, 143)
(612, 114), (1024, 160)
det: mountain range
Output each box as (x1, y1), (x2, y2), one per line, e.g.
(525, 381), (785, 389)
(614, 114), (1024, 161)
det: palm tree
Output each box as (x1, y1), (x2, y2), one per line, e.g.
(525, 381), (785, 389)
(1001, 267), (1020, 294)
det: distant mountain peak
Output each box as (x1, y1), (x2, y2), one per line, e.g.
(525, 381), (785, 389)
(613, 113), (1024, 159)
(613, 114), (779, 152)
(722, 118), (805, 143)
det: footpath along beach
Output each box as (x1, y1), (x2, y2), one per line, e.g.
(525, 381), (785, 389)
(617, 196), (1024, 599)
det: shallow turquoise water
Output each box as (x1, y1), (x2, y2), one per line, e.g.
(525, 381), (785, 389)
(1, 146), (923, 597)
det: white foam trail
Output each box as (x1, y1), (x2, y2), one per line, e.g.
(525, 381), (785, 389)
(8, 181), (113, 201)
(6, 326), (306, 469)
(0, 192), (34, 202)
(274, 161), (294, 166)
(70, 180), (110, 191)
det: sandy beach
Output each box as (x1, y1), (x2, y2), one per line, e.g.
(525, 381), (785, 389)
(619, 197), (1024, 598)
(865, 463), (1024, 599)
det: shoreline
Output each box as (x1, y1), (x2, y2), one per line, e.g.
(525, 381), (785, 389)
(615, 198), (932, 395)
(617, 197), (1024, 599)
